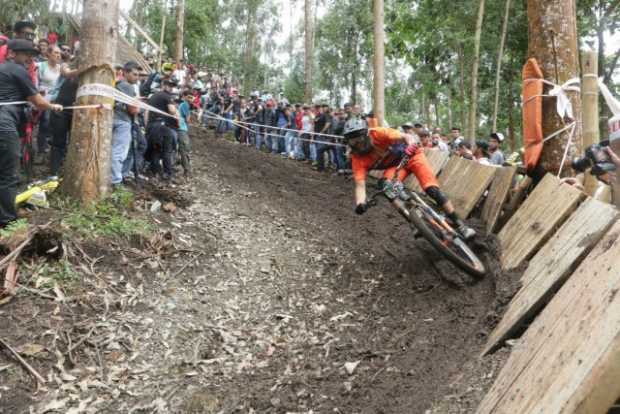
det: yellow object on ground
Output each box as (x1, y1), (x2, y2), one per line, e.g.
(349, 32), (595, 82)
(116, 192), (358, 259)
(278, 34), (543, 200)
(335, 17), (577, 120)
(15, 178), (60, 208)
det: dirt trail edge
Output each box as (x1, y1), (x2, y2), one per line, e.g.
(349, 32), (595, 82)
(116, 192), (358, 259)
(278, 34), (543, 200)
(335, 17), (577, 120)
(1, 130), (516, 414)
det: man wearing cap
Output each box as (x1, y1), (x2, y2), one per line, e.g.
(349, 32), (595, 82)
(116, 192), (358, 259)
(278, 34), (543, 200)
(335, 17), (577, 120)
(145, 78), (179, 180)
(111, 61), (140, 188)
(488, 132), (505, 166)
(0, 39), (63, 227)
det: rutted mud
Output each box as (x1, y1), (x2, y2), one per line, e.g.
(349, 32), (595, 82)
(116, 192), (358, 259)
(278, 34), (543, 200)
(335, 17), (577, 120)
(0, 129), (520, 413)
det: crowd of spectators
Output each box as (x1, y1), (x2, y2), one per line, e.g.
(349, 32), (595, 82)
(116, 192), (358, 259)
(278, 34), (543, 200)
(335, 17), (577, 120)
(0, 18), (511, 229)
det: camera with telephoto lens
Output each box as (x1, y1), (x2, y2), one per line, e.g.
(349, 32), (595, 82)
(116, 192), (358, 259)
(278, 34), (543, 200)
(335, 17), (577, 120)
(571, 141), (616, 177)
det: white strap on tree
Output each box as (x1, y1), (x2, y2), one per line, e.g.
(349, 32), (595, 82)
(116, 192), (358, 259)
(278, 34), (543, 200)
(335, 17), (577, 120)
(77, 83), (179, 120)
(523, 77), (581, 120)
(549, 77), (580, 120)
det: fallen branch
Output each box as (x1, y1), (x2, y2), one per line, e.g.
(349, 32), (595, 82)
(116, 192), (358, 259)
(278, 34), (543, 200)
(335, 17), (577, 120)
(171, 252), (204, 278)
(0, 337), (46, 384)
(0, 232), (35, 271)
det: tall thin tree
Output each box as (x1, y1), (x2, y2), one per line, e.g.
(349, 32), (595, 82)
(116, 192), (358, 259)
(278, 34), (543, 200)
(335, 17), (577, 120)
(304, 0), (314, 103)
(492, 0), (512, 132)
(467, 0), (485, 142)
(61, 0), (119, 202)
(372, 0), (385, 124)
(175, 0), (185, 66)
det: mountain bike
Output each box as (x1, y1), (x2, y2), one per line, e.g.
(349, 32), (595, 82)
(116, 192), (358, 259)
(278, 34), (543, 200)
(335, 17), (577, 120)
(367, 155), (486, 277)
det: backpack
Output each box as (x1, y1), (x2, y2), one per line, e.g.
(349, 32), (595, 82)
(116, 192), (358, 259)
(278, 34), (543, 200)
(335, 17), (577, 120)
(140, 72), (159, 97)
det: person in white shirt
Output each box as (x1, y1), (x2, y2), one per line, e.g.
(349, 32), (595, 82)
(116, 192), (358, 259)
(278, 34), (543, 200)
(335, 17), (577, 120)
(36, 45), (62, 154)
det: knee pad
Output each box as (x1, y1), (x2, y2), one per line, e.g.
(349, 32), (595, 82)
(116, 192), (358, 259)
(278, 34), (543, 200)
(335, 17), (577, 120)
(425, 186), (448, 206)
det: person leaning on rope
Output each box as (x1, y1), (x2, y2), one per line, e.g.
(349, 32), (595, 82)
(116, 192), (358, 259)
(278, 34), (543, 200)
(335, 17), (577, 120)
(342, 119), (476, 240)
(0, 39), (63, 227)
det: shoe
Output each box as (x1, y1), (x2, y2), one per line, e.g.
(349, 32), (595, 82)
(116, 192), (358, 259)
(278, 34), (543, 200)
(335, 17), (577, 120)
(393, 181), (411, 201)
(457, 223), (476, 240)
(382, 180), (398, 200)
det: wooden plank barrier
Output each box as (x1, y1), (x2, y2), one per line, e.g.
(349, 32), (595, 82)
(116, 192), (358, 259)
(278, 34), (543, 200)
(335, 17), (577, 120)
(438, 156), (497, 218)
(480, 166), (517, 234)
(368, 149), (450, 187)
(482, 197), (618, 355)
(476, 220), (620, 414)
(497, 174), (585, 270)
(406, 149), (451, 192)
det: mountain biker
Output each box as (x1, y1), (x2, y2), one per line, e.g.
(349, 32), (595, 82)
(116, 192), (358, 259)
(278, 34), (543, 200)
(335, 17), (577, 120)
(343, 119), (476, 240)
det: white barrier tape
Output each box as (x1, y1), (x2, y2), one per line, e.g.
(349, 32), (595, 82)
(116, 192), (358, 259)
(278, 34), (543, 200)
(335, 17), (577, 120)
(557, 122), (577, 178)
(202, 112), (348, 148)
(77, 83), (179, 120)
(0, 101), (28, 107)
(231, 117), (344, 140)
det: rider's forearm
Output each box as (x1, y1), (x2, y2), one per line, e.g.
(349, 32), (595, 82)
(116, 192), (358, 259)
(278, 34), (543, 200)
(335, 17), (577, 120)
(355, 181), (367, 205)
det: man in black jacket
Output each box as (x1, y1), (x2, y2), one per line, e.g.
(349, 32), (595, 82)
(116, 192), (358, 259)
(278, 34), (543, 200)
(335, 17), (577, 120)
(0, 40), (63, 226)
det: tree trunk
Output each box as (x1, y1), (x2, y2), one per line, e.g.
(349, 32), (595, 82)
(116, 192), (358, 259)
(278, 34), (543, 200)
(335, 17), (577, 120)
(351, 68), (357, 105)
(61, 0), (119, 203)
(434, 96), (440, 127)
(447, 84), (453, 129)
(174, 0), (185, 66)
(467, 0), (485, 143)
(507, 67), (516, 153)
(372, 0), (385, 124)
(243, 4), (258, 96)
(527, 0), (582, 176)
(304, 0), (313, 103)
(492, 0), (511, 132)
(457, 45), (466, 131)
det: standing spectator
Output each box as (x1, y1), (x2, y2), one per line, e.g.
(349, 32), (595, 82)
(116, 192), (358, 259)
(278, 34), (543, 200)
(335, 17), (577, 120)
(0, 39), (62, 227)
(110, 61), (140, 189)
(36, 38), (49, 62)
(474, 141), (492, 165)
(419, 129), (433, 148)
(436, 133), (450, 152)
(301, 106), (314, 161)
(274, 102), (288, 155)
(488, 132), (505, 166)
(36, 45), (62, 156)
(450, 127), (464, 149)
(145, 78), (179, 180)
(49, 69), (79, 176)
(177, 91), (193, 178)
(314, 105), (334, 172)
(456, 141), (474, 160)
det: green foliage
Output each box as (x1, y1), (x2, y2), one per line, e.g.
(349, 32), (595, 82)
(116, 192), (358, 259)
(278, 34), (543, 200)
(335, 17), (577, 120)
(37, 259), (79, 286)
(0, 219), (29, 239)
(59, 189), (152, 240)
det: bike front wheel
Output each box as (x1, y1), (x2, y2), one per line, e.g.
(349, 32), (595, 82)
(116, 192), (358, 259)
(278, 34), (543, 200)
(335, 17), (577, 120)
(408, 207), (486, 278)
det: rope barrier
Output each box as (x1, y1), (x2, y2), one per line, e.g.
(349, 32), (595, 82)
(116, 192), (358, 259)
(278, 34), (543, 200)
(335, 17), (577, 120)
(201, 111), (348, 148)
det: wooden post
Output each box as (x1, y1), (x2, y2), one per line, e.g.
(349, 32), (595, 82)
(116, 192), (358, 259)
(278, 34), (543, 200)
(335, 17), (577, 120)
(60, 0), (119, 203)
(581, 50), (599, 195)
(157, 14), (166, 71)
(372, 0), (386, 125)
(175, 0), (185, 67)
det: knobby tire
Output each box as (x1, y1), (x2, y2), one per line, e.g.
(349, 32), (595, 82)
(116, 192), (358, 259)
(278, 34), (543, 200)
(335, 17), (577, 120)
(407, 207), (486, 278)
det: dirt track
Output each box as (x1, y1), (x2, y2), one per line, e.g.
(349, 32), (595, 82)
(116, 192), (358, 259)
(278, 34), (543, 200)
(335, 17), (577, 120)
(0, 129), (512, 413)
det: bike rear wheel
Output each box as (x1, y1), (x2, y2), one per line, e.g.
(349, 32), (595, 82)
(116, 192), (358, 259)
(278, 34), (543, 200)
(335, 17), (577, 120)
(408, 206), (486, 278)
